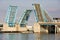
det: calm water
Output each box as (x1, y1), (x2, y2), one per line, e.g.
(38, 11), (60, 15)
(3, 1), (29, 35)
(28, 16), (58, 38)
(0, 33), (60, 40)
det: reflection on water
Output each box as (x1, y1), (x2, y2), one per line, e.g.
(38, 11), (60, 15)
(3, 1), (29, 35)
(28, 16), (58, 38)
(0, 33), (60, 40)
(0, 33), (3, 40)
(0, 33), (35, 40)
(40, 34), (55, 40)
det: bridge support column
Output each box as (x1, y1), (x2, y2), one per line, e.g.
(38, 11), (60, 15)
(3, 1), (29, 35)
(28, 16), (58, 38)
(33, 23), (40, 33)
(48, 25), (55, 34)
(33, 23), (40, 40)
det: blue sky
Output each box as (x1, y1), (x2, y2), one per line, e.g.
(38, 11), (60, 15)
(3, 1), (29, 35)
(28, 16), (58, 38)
(0, 0), (60, 25)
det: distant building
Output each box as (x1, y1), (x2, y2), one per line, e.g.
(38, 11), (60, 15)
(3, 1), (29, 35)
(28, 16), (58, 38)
(53, 18), (60, 22)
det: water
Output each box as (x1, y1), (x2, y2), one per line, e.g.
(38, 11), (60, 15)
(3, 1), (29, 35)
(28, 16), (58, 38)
(0, 33), (35, 40)
(0, 33), (60, 40)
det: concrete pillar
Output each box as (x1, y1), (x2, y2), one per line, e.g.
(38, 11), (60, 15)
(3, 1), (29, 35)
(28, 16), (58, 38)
(33, 23), (40, 33)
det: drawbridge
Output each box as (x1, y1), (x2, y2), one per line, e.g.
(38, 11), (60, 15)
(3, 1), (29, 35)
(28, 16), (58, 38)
(17, 9), (33, 32)
(33, 4), (52, 22)
(33, 4), (57, 33)
(0, 4), (60, 33)
(2, 5), (18, 31)
(5, 5), (18, 27)
(19, 10), (32, 27)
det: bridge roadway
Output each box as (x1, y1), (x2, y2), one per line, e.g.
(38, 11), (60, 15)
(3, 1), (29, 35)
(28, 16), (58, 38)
(38, 22), (60, 25)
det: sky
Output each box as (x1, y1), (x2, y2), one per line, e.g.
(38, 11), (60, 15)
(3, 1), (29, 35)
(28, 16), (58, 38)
(0, 0), (60, 25)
